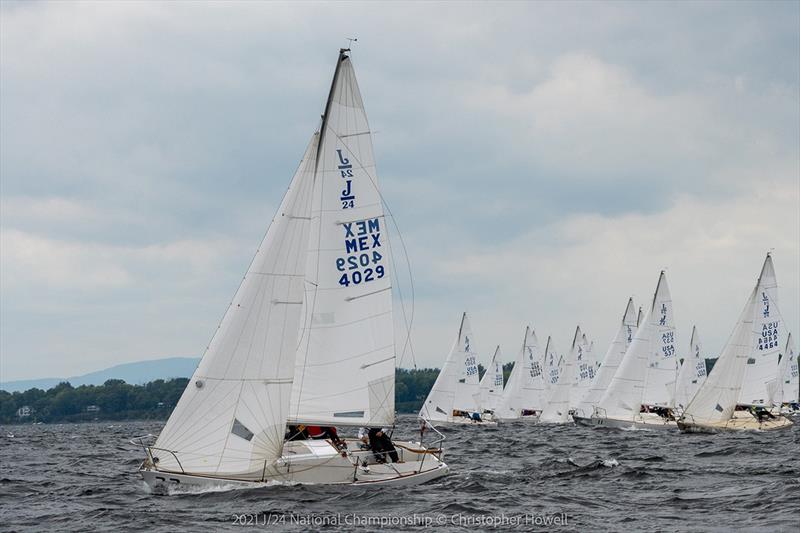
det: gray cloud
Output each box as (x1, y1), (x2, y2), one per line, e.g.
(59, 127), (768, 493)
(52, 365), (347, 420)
(1, 1), (798, 380)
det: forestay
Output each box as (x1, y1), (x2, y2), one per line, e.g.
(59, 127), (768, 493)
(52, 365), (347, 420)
(575, 298), (637, 418)
(290, 52), (395, 427)
(419, 312), (481, 421)
(153, 135), (319, 476)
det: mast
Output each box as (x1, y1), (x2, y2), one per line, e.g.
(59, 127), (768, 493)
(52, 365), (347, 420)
(315, 48), (350, 174)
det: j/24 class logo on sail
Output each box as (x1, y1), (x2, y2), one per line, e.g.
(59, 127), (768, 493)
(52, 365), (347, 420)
(337, 149), (356, 209)
(336, 218), (385, 287)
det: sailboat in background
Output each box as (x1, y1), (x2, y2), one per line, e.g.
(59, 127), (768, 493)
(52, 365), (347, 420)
(420, 312), (495, 425)
(133, 49), (448, 488)
(478, 346), (504, 418)
(573, 331), (595, 410)
(495, 327), (546, 422)
(574, 298), (638, 421)
(539, 326), (583, 424)
(776, 333), (799, 413)
(678, 253), (793, 432)
(673, 326), (707, 413)
(582, 271), (678, 430)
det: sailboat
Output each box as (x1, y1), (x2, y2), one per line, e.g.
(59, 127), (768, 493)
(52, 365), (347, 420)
(478, 346), (504, 418)
(419, 312), (495, 425)
(582, 272), (678, 430)
(573, 298), (638, 421)
(776, 333), (799, 413)
(678, 253), (793, 432)
(539, 326), (583, 424)
(672, 326), (707, 413)
(573, 331), (594, 410)
(495, 326), (546, 422)
(132, 49), (449, 488)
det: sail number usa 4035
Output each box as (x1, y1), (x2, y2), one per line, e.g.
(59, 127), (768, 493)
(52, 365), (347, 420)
(336, 217), (385, 287)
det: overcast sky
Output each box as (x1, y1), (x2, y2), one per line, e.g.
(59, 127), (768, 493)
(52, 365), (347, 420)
(1, 1), (798, 382)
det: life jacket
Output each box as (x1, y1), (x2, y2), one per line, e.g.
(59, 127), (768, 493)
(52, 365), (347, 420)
(306, 425), (325, 439)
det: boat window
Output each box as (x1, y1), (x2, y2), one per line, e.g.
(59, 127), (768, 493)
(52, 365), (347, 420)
(231, 419), (254, 441)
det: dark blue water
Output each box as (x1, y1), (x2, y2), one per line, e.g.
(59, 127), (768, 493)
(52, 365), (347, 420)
(1, 415), (798, 531)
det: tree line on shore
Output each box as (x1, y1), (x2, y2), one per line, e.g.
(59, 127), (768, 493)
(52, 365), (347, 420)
(0, 367), (513, 424)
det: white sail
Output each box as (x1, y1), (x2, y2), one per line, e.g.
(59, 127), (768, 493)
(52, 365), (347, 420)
(643, 276), (678, 408)
(573, 332), (594, 409)
(419, 312), (481, 421)
(681, 288), (758, 426)
(496, 327), (546, 419)
(778, 333), (798, 404)
(738, 254), (783, 406)
(673, 326), (707, 411)
(479, 346), (504, 413)
(289, 52), (395, 426)
(596, 272), (674, 420)
(543, 336), (561, 390)
(152, 135), (319, 477)
(540, 326), (582, 423)
(575, 298), (637, 418)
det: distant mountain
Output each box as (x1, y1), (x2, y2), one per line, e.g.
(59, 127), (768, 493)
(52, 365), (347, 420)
(0, 357), (201, 393)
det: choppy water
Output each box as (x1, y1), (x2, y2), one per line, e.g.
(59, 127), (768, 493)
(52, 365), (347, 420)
(1, 415), (798, 532)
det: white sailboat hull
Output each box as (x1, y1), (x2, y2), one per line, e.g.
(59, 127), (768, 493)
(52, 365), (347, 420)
(496, 414), (540, 424)
(140, 439), (448, 489)
(573, 413), (677, 431)
(678, 410), (794, 433)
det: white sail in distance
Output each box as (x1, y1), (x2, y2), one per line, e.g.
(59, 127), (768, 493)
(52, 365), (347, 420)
(496, 327), (546, 419)
(573, 332), (594, 409)
(543, 336), (561, 391)
(596, 272), (674, 420)
(540, 326), (582, 424)
(290, 52), (395, 426)
(778, 333), (798, 405)
(575, 298), (637, 418)
(479, 346), (505, 413)
(737, 254), (783, 407)
(673, 326), (707, 411)
(152, 135), (319, 477)
(419, 313), (481, 421)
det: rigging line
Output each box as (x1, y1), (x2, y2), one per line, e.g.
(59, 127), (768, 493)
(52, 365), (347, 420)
(326, 123), (418, 370)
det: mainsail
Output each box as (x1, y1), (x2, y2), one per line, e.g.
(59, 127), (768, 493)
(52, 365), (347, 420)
(539, 326), (582, 423)
(737, 254), (782, 407)
(152, 135), (319, 477)
(495, 327), (546, 419)
(290, 51), (395, 426)
(573, 332), (594, 409)
(673, 326), (707, 411)
(575, 298), (637, 418)
(596, 272), (675, 420)
(478, 346), (505, 413)
(419, 312), (481, 421)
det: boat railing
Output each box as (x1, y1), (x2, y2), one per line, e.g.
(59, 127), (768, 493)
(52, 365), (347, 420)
(416, 418), (446, 471)
(129, 434), (186, 474)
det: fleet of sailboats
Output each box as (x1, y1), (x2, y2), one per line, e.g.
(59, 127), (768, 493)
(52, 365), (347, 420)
(133, 48), (797, 492)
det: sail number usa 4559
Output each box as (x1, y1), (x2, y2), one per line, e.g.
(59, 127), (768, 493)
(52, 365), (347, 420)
(336, 217), (385, 287)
